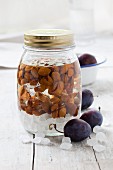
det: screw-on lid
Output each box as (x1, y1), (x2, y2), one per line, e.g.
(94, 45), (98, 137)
(24, 29), (75, 48)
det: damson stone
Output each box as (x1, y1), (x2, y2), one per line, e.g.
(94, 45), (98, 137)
(17, 60), (81, 118)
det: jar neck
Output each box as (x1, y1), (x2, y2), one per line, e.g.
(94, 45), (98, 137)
(24, 44), (76, 52)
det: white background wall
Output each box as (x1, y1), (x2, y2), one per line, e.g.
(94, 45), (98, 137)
(0, 0), (113, 34)
(94, 0), (113, 33)
(0, 0), (69, 33)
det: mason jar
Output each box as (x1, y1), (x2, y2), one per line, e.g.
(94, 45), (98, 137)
(17, 29), (81, 136)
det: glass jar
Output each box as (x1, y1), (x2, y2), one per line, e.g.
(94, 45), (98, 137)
(17, 29), (81, 136)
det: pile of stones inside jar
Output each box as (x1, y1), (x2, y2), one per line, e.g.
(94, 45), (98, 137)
(17, 58), (81, 120)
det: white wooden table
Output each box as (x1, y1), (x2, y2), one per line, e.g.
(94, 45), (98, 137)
(0, 66), (113, 170)
(0, 35), (113, 170)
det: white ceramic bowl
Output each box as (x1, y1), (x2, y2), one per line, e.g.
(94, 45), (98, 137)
(81, 56), (106, 86)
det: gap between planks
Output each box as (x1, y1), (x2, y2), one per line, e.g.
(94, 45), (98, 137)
(89, 136), (101, 170)
(32, 134), (35, 170)
(92, 148), (101, 170)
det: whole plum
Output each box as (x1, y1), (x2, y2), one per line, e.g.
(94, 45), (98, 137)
(82, 89), (94, 110)
(64, 119), (91, 142)
(78, 53), (97, 66)
(80, 109), (103, 129)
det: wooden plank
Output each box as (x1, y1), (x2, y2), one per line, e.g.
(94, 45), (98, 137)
(87, 67), (113, 170)
(0, 70), (33, 170)
(34, 136), (99, 170)
(92, 127), (113, 170)
(98, 160), (113, 170)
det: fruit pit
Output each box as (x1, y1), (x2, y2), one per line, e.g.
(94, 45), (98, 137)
(17, 59), (81, 119)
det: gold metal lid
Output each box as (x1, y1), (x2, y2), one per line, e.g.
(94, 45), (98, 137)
(24, 29), (75, 48)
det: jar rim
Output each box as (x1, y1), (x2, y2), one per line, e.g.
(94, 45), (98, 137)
(24, 29), (75, 48)
(24, 44), (76, 53)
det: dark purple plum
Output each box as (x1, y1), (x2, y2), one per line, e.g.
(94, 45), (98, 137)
(78, 53), (97, 66)
(82, 89), (94, 110)
(64, 119), (91, 142)
(80, 109), (103, 129)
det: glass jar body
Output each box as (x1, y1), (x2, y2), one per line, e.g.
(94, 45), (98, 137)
(17, 46), (81, 136)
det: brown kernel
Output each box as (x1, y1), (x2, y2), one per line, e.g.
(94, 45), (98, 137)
(67, 97), (74, 104)
(59, 107), (66, 117)
(69, 92), (77, 98)
(61, 74), (69, 83)
(25, 106), (33, 115)
(18, 78), (21, 85)
(29, 74), (34, 80)
(36, 92), (50, 104)
(18, 70), (23, 78)
(54, 81), (64, 95)
(33, 87), (38, 91)
(52, 110), (59, 118)
(31, 67), (38, 78)
(32, 99), (40, 108)
(27, 99), (33, 107)
(68, 68), (74, 77)
(60, 65), (69, 74)
(65, 83), (73, 94)
(48, 86), (53, 95)
(20, 90), (30, 100)
(24, 72), (31, 80)
(32, 110), (41, 116)
(52, 72), (61, 81)
(51, 103), (58, 112)
(50, 97), (60, 104)
(30, 80), (38, 85)
(53, 66), (59, 72)
(20, 103), (26, 111)
(64, 93), (77, 104)
(18, 86), (24, 97)
(25, 65), (32, 72)
(69, 77), (74, 86)
(61, 93), (68, 103)
(21, 78), (28, 85)
(48, 81), (64, 96)
(42, 103), (50, 113)
(34, 85), (46, 92)
(38, 67), (51, 76)
(66, 103), (78, 116)
(60, 93), (75, 104)
(40, 78), (49, 86)
(47, 76), (53, 85)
